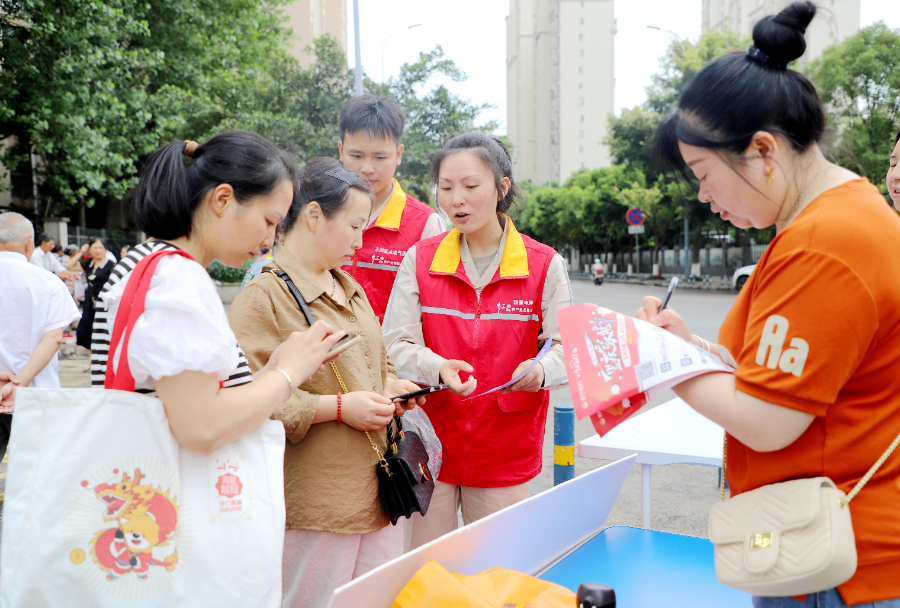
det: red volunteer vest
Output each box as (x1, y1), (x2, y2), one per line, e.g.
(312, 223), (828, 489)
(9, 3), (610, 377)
(416, 220), (556, 487)
(344, 179), (434, 322)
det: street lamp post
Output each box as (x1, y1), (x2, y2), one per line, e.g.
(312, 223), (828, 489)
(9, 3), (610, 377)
(528, 139), (552, 186)
(382, 24), (422, 84)
(647, 24), (691, 277)
(352, 0), (363, 96)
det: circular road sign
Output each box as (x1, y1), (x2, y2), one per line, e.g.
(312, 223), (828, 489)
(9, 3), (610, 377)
(626, 207), (645, 226)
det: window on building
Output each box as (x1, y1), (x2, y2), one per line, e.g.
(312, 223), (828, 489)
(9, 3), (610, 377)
(579, 17), (584, 25)
(579, 50), (584, 57)
(579, 98), (584, 105)
(580, 114), (584, 122)
(579, 82), (583, 89)
(579, 146), (584, 153)
(579, 130), (584, 137)
(579, 34), (584, 41)
(579, 66), (584, 74)
(580, 162), (585, 168)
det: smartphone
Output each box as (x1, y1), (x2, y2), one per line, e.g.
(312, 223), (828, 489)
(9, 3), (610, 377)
(391, 384), (450, 402)
(326, 335), (362, 359)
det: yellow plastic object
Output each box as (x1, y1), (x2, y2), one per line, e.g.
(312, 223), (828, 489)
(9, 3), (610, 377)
(392, 560), (576, 608)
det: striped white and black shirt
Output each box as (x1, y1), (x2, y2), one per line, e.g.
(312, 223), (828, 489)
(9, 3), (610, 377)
(90, 241), (253, 395)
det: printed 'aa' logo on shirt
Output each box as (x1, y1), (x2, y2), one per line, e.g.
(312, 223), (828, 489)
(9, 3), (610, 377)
(755, 315), (809, 377)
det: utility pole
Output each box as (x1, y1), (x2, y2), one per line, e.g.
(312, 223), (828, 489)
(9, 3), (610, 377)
(353, 0), (364, 96)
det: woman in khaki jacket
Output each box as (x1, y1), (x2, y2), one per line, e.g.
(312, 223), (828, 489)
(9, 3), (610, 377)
(229, 158), (424, 608)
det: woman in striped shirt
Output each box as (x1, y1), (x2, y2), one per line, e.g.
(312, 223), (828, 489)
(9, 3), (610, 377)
(92, 131), (345, 453)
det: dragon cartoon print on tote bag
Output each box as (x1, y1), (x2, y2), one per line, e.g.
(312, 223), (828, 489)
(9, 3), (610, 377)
(63, 458), (192, 599)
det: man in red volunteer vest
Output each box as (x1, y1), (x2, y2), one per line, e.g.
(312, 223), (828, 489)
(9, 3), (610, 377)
(338, 95), (445, 322)
(384, 133), (573, 550)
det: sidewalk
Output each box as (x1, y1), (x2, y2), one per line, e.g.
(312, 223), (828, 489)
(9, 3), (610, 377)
(569, 271), (735, 291)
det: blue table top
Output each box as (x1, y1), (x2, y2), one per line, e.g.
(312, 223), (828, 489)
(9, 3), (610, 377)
(538, 526), (750, 607)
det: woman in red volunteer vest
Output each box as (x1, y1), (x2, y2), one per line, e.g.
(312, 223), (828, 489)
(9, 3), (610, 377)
(384, 132), (574, 549)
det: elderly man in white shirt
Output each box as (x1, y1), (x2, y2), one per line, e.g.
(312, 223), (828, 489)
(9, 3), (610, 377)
(30, 233), (69, 276)
(0, 213), (81, 457)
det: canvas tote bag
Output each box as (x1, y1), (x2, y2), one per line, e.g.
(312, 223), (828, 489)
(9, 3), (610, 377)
(0, 250), (286, 607)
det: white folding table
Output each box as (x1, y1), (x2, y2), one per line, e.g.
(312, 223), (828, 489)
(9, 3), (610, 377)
(578, 397), (724, 528)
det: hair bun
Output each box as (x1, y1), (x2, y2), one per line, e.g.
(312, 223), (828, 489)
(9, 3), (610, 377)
(751, 1), (816, 67)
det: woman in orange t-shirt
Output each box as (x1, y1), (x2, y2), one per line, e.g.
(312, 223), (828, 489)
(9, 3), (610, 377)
(640, 3), (900, 607)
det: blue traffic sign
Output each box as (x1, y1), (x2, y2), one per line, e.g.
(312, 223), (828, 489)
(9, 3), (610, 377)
(626, 207), (645, 226)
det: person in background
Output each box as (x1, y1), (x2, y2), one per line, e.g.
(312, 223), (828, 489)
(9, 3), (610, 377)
(644, 3), (900, 606)
(0, 212), (81, 457)
(30, 234), (67, 277)
(230, 158), (426, 608)
(337, 94), (445, 322)
(886, 129), (900, 218)
(384, 132), (573, 549)
(120, 244), (130, 261)
(66, 239), (115, 368)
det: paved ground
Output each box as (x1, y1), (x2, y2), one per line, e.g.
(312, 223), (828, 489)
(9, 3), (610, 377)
(528, 280), (737, 537)
(2, 281), (736, 540)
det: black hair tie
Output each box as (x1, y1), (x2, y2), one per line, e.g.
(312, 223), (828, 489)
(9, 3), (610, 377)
(747, 45), (787, 70)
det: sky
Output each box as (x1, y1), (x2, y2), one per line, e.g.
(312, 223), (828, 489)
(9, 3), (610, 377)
(345, 0), (898, 136)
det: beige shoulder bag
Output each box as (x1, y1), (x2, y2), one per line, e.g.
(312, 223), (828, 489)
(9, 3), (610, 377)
(708, 431), (900, 596)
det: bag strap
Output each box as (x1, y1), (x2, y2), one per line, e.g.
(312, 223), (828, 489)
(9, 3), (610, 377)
(104, 249), (196, 391)
(720, 429), (900, 507)
(267, 267), (392, 476)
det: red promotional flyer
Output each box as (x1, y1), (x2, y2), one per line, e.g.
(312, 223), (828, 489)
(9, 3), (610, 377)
(559, 303), (733, 436)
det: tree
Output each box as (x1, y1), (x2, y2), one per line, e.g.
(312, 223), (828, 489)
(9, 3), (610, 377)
(367, 46), (500, 204)
(0, 0), (295, 223)
(0, 1), (162, 222)
(806, 22), (900, 197)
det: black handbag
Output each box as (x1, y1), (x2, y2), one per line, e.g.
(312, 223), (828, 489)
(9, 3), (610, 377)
(268, 266), (435, 525)
(377, 415), (435, 525)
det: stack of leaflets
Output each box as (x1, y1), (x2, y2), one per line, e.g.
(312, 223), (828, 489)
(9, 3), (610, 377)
(559, 303), (734, 436)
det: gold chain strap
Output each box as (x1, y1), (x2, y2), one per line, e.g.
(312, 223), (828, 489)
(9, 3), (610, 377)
(329, 361), (391, 475)
(720, 434), (728, 502)
(719, 427), (900, 507)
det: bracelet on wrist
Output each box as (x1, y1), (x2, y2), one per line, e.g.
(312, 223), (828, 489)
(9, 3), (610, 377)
(273, 368), (293, 397)
(336, 392), (342, 424)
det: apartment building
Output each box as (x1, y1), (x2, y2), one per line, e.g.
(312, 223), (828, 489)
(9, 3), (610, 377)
(507, 0), (615, 185)
(284, 0), (347, 67)
(702, 0), (860, 63)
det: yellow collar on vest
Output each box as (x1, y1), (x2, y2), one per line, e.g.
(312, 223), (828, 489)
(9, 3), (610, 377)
(373, 179), (407, 229)
(430, 215), (529, 278)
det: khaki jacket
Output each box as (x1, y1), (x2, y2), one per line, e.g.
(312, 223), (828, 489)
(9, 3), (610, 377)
(229, 245), (395, 534)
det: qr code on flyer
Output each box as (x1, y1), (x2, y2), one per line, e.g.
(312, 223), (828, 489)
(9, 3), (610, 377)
(635, 361), (656, 383)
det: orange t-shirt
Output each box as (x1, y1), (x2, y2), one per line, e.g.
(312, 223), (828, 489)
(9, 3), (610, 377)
(718, 180), (900, 605)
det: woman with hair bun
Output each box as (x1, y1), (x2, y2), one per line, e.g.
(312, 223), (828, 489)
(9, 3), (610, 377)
(644, 3), (900, 605)
(384, 132), (574, 549)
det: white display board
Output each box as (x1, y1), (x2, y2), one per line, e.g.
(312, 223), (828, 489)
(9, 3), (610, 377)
(326, 454), (637, 608)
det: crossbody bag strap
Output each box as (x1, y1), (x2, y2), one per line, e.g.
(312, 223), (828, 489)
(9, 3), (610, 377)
(105, 249), (196, 391)
(267, 267), (392, 475)
(720, 428), (900, 506)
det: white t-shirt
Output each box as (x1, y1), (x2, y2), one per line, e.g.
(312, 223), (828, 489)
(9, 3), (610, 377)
(96, 245), (250, 394)
(30, 247), (65, 274)
(0, 251), (81, 388)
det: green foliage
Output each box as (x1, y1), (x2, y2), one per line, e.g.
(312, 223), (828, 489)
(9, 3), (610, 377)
(207, 259), (252, 284)
(0, 0), (294, 217)
(806, 22), (900, 195)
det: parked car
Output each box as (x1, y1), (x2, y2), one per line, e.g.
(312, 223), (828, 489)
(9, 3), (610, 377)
(732, 264), (756, 291)
(591, 259), (605, 285)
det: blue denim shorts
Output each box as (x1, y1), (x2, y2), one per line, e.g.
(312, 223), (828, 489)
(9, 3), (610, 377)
(753, 588), (900, 608)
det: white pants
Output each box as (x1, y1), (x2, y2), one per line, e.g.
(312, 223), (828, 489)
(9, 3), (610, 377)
(409, 480), (530, 550)
(282, 523), (403, 608)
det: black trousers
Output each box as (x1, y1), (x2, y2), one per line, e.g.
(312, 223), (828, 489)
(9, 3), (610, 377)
(0, 413), (12, 459)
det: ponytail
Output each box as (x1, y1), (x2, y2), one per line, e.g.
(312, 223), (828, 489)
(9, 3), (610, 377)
(131, 131), (297, 240)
